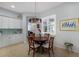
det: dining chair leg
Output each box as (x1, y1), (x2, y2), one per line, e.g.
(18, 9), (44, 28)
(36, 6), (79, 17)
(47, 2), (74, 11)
(28, 48), (30, 55)
(48, 48), (51, 57)
(52, 47), (54, 56)
(33, 49), (35, 57)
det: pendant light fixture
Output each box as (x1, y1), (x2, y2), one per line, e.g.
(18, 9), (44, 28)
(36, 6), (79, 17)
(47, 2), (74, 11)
(29, 1), (41, 23)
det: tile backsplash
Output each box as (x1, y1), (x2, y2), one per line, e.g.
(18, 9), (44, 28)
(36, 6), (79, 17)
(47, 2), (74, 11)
(0, 29), (22, 35)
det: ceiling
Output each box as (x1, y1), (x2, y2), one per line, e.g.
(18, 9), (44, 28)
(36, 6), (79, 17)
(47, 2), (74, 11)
(0, 2), (63, 13)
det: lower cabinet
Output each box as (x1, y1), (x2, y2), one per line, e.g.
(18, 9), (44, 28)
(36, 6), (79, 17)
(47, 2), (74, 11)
(0, 34), (23, 48)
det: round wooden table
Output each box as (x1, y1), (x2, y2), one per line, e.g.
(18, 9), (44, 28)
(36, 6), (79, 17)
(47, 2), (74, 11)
(33, 36), (48, 54)
(33, 36), (48, 46)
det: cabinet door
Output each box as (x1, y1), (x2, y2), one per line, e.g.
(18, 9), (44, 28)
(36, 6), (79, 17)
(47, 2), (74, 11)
(0, 16), (21, 29)
(2, 17), (9, 28)
(8, 18), (21, 28)
(0, 16), (2, 28)
(8, 18), (15, 28)
(12, 19), (21, 28)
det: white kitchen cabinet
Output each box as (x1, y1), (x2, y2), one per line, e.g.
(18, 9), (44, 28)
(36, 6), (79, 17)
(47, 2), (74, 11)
(0, 16), (2, 28)
(2, 17), (9, 28)
(0, 34), (23, 48)
(0, 16), (22, 29)
(7, 18), (22, 28)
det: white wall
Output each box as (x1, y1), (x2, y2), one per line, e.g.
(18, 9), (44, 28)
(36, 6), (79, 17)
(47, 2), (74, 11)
(40, 2), (79, 53)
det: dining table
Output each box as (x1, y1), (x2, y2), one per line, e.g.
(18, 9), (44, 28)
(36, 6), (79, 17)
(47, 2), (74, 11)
(28, 35), (55, 54)
(33, 36), (55, 45)
(34, 36), (47, 45)
(33, 36), (48, 53)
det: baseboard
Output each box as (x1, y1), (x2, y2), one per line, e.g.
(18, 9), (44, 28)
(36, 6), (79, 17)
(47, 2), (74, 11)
(54, 44), (79, 54)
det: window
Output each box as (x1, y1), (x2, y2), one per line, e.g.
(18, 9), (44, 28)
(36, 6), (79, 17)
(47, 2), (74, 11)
(42, 15), (56, 35)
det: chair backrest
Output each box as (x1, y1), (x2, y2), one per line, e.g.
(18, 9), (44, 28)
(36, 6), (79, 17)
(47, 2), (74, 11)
(30, 33), (35, 39)
(49, 37), (54, 48)
(27, 33), (35, 48)
(44, 33), (50, 37)
(44, 33), (50, 40)
(28, 31), (33, 36)
(27, 36), (34, 47)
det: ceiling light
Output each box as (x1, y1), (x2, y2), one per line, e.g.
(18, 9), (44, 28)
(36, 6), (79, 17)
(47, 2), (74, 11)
(29, 2), (41, 23)
(10, 5), (15, 8)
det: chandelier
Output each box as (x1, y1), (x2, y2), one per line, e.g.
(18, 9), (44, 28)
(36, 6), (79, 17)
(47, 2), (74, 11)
(29, 2), (41, 23)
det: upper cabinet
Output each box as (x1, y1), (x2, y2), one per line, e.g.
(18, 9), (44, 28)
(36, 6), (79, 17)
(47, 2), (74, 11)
(0, 16), (22, 29)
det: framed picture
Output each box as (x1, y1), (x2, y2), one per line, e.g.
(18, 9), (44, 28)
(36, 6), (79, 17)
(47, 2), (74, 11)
(60, 18), (79, 31)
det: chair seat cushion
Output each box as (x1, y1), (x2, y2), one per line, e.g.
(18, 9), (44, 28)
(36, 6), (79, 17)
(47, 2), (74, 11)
(30, 44), (40, 48)
(42, 43), (49, 48)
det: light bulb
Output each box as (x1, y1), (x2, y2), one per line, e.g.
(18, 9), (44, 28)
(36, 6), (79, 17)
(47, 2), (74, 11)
(10, 5), (15, 8)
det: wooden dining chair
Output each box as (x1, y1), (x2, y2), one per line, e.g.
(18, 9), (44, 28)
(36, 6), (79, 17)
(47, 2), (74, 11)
(42, 36), (54, 56)
(50, 37), (54, 55)
(44, 34), (50, 37)
(44, 33), (50, 40)
(27, 33), (39, 57)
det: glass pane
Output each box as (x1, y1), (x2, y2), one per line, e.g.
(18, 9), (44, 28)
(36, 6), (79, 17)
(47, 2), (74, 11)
(49, 25), (54, 32)
(44, 26), (47, 32)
